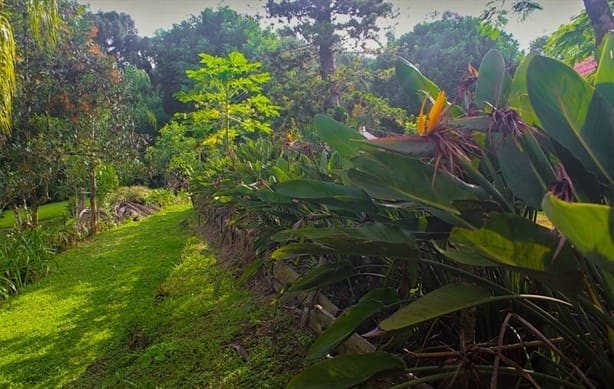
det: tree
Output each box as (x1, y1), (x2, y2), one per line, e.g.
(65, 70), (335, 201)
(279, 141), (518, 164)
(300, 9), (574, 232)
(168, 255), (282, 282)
(176, 51), (279, 155)
(123, 65), (161, 137)
(372, 15), (521, 112)
(484, 0), (613, 47)
(145, 121), (198, 190)
(147, 7), (268, 119)
(582, 0), (614, 46)
(0, 0), (59, 135)
(541, 0), (614, 66)
(266, 0), (395, 108)
(528, 35), (548, 54)
(44, 17), (141, 233)
(90, 10), (151, 70)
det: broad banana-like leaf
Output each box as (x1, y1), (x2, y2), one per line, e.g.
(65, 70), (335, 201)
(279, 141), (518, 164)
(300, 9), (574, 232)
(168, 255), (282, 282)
(289, 261), (353, 292)
(286, 352), (405, 389)
(476, 49), (511, 109)
(395, 57), (440, 112)
(595, 32), (614, 105)
(441, 242), (499, 267)
(255, 190), (294, 204)
(549, 140), (604, 203)
(542, 194), (614, 272)
(307, 288), (399, 361)
(379, 283), (492, 331)
(450, 213), (582, 294)
(272, 223), (418, 259)
(509, 55), (541, 127)
(496, 134), (548, 209)
(526, 55), (614, 185)
(448, 115), (492, 132)
(274, 179), (375, 214)
(272, 243), (338, 259)
(359, 135), (436, 157)
(275, 179), (368, 200)
(348, 148), (486, 216)
(314, 114), (365, 160)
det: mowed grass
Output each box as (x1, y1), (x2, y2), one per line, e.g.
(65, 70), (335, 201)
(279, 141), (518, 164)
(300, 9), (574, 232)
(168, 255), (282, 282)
(0, 201), (70, 228)
(0, 204), (310, 388)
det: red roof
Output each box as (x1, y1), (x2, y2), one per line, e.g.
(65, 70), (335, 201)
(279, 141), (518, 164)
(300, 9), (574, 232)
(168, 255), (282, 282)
(574, 56), (597, 76)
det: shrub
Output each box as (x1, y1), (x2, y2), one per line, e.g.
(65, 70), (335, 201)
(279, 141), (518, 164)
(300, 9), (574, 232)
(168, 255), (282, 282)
(0, 228), (54, 301)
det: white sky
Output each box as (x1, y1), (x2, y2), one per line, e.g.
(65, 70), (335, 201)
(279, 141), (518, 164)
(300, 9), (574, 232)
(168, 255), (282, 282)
(78, 0), (584, 50)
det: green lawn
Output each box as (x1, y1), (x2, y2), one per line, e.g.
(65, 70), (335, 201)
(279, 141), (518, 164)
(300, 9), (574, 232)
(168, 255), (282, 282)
(0, 201), (70, 228)
(0, 204), (310, 388)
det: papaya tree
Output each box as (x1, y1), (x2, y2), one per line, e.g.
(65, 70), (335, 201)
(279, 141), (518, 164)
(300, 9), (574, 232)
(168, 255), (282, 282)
(176, 51), (279, 155)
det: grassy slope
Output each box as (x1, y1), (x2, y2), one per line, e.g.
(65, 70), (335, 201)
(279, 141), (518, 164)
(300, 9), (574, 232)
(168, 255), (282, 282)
(0, 201), (70, 228)
(0, 204), (310, 388)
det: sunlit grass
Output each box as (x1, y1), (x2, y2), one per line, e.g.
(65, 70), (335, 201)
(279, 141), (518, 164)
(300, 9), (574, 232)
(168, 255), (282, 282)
(0, 203), (310, 387)
(0, 201), (71, 228)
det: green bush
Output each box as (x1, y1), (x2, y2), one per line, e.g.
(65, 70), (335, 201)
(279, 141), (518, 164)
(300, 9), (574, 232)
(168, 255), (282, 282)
(145, 188), (182, 207)
(0, 228), (54, 301)
(104, 186), (152, 206)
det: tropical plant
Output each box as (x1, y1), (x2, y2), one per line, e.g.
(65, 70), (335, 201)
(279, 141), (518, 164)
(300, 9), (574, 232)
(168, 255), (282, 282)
(266, 0), (395, 108)
(176, 51), (279, 155)
(147, 7), (271, 117)
(372, 15), (522, 113)
(0, 227), (53, 301)
(0, 0), (59, 135)
(263, 34), (614, 387)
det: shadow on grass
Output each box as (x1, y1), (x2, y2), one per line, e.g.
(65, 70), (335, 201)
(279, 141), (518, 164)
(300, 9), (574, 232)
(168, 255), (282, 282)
(0, 206), (193, 387)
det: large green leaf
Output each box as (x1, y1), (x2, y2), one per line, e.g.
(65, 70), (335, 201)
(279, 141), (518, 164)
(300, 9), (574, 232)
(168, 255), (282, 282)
(272, 223), (418, 259)
(274, 179), (375, 214)
(307, 288), (399, 361)
(496, 134), (548, 209)
(360, 135), (436, 157)
(476, 49), (510, 109)
(275, 179), (367, 200)
(380, 283), (492, 331)
(542, 194), (614, 272)
(348, 148), (486, 217)
(395, 57), (440, 112)
(549, 140), (604, 203)
(314, 114), (365, 159)
(272, 243), (338, 259)
(448, 115), (492, 132)
(526, 55), (614, 184)
(595, 32), (614, 105)
(286, 352), (405, 389)
(450, 213), (582, 294)
(289, 261), (354, 292)
(509, 55), (541, 127)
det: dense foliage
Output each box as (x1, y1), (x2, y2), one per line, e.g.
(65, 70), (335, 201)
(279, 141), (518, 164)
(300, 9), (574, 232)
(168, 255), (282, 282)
(1, 0), (613, 387)
(190, 31), (614, 389)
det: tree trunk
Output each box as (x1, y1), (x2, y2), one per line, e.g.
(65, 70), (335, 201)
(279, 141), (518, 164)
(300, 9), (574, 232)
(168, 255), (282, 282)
(31, 201), (39, 227)
(319, 41), (335, 81)
(89, 167), (98, 235)
(583, 0), (614, 46)
(316, 1), (339, 110)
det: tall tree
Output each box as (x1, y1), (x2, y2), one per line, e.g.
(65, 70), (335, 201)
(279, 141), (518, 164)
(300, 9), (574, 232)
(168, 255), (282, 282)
(147, 7), (268, 119)
(266, 0), (395, 108)
(372, 15), (521, 112)
(484, 0), (613, 47)
(90, 10), (151, 70)
(582, 0), (614, 46)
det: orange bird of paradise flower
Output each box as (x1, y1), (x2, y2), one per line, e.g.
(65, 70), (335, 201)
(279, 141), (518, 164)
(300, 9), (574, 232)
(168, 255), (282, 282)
(417, 91), (447, 136)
